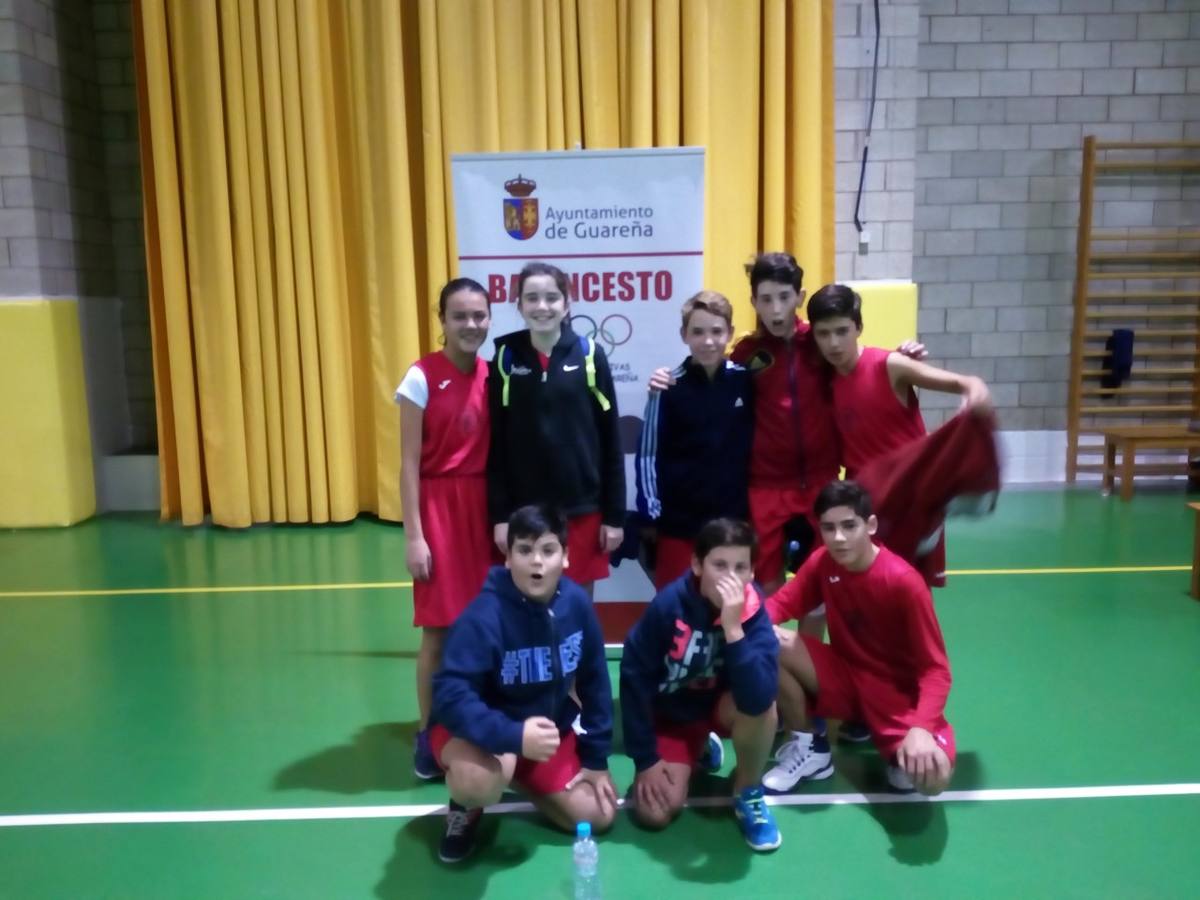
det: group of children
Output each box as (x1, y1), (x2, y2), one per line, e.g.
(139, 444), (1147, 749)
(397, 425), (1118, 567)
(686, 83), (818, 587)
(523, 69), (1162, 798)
(396, 252), (992, 861)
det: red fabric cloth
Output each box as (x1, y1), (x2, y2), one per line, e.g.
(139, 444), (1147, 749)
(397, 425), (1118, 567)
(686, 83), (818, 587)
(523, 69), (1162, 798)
(650, 705), (731, 767)
(412, 352), (489, 477)
(565, 512), (609, 584)
(653, 535), (695, 590)
(832, 346), (926, 477)
(429, 723), (582, 795)
(730, 321), (841, 493)
(768, 545), (953, 739)
(748, 485), (820, 584)
(855, 411), (1000, 585)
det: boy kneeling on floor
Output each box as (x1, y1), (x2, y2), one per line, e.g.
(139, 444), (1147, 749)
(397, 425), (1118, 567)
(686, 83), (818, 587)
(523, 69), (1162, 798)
(620, 518), (782, 852)
(429, 504), (618, 863)
(765, 480), (955, 796)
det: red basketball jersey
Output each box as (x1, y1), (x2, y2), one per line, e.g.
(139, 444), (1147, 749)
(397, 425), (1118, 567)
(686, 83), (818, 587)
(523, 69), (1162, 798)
(409, 352), (489, 477)
(832, 346), (926, 477)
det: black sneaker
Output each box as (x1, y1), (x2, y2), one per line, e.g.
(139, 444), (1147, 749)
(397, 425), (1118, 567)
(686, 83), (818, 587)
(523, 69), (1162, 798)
(839, 720), (872, 744)
(438, 802), (482, 863)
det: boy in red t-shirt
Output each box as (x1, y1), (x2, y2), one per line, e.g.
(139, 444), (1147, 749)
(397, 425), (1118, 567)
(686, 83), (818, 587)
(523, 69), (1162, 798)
(763, 480), (955, 795)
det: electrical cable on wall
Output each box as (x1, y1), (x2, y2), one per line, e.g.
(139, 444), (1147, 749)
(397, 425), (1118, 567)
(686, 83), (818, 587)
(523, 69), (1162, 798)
(853, 0), (881, 243)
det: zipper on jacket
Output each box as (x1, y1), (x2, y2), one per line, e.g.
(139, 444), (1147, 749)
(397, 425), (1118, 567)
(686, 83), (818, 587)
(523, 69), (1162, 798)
(546, 600), (561, 719)
(785, 341), (807, 488)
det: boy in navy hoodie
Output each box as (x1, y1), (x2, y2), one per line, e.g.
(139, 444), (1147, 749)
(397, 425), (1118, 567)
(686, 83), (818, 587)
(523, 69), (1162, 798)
(620, 518), (781, 852)
(430, 505), (617, 863)
(636, 291), (754, 588)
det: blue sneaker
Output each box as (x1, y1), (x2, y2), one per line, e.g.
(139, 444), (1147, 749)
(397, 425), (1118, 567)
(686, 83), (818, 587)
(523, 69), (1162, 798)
(698, 731), (725, 773)
(733, 785), (782, 852)
(414, 729), (442, 781)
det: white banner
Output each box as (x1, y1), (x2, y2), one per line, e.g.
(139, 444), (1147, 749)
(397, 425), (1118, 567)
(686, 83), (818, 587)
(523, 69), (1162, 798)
(451, 148), (705, 603)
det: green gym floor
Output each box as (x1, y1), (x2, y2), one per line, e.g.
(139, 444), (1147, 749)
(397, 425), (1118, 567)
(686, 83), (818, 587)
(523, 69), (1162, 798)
(2, 490), (1199, 898)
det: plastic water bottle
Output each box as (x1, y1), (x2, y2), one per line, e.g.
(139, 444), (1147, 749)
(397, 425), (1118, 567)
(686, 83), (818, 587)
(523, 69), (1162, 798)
(573, 821), (600, 900)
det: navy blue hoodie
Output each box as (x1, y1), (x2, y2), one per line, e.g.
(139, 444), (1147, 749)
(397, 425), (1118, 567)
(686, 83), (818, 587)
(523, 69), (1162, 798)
(432, 566), (613, 770)
(619, 573), (778, 772)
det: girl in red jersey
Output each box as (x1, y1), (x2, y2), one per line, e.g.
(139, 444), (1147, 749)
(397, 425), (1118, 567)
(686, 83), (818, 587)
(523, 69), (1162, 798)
(397, 278), (495, 780)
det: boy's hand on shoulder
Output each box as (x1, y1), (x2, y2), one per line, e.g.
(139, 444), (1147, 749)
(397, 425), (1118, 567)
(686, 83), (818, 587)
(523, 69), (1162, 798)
(896, 339), (928, 361)
(567, 768), (619, 817)
(716, 574), (746, 642)
(648, 367), (675, 393)
(521, 716), (561, 761)
(493, 523), (509, 556)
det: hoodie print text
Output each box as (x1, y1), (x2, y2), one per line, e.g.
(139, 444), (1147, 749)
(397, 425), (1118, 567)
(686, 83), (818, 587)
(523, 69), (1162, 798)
(661, 619), (722, 694)
(500, 630), (584, 686)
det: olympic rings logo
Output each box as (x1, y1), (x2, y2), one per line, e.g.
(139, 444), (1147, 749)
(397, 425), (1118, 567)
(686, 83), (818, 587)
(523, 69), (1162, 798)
(571, 314), (633, 357)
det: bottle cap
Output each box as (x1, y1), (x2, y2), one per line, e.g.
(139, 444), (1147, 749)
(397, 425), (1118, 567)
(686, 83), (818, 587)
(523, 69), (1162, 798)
(576, 821), (592, 838)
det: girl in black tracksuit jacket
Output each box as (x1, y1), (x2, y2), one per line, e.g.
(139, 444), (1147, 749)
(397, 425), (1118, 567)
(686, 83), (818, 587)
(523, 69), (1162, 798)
(488, 263), (624, 588)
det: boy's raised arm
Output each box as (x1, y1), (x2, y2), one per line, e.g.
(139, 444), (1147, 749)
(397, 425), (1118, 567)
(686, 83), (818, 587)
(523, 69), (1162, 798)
(886, 353), (992, 413)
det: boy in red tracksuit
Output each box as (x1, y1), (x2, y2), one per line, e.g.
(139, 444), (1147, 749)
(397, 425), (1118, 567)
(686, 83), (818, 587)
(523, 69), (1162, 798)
(763, 480), (955, 796)
(729, 254), (841, 593)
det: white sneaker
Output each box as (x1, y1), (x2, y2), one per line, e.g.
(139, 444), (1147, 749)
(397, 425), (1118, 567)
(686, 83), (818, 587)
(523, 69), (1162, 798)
(762, 737), (834, 792)
(887, 764), (916, 793)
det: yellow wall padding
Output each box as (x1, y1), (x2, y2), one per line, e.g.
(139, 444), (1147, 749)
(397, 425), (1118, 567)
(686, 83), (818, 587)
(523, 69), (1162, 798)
(843, 279), (920, 352)
(133, 0), (835, 526)
(0, 299), (95, 527)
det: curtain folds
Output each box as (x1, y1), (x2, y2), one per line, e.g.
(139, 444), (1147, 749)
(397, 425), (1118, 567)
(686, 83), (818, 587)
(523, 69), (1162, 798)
(132, 0), (834, 526)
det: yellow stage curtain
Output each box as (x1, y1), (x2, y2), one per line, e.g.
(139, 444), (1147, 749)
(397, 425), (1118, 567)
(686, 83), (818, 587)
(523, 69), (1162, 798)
(133, 0), (833, 527)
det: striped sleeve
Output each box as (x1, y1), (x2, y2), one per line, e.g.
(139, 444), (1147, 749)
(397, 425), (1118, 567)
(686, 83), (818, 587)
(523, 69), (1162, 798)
(635, 390), (663, 520)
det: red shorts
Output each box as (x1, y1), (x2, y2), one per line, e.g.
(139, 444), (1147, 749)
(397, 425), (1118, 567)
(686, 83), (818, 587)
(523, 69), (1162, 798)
(565, 512), (610, 584)
(413, 475), (492, 627)
(653, 535), (695, 589)
(653, 707), (731, 768)
(429, 723), (582, 796)
(802, 635), (957, 766)
(749, 485), (819, 585)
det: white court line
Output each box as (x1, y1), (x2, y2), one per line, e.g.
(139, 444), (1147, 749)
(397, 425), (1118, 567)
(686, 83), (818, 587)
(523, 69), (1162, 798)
(3, 783), (1199, 828)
